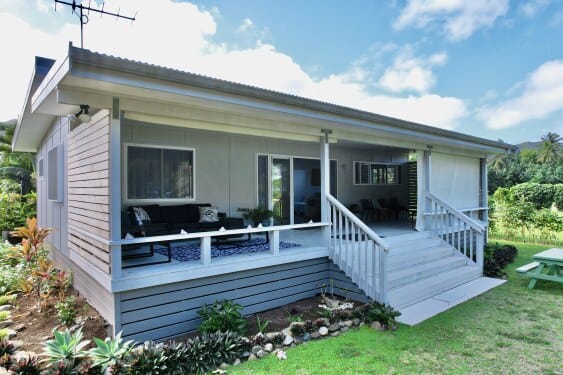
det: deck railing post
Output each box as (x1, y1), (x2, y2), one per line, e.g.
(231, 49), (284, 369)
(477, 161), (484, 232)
(476, 232), (484, 272)
(320, 130), (331, 249)
(270, 230), (280, 255)
(380, 249), (388, 304)
(110, 244), (122, 279)
(201, 236), (211, 265)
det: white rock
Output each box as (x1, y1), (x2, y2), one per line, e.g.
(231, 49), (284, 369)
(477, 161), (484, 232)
(276, 350), (287, 360)
(256, 349), (268, 359)
(233, 358), (241, 366)
(264, 343), (274, 352)
(282, 335), (294, 346)
(0, 306), (12, 312)
(318, 326), (329, 336)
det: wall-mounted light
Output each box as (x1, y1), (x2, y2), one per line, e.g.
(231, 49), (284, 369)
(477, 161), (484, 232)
(75, 105), (91, 123)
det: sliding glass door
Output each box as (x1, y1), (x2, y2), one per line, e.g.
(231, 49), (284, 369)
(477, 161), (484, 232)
(272, 158), (291, 225)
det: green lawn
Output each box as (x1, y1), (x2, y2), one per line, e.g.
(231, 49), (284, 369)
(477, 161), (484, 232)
(230, 241), (563, 374)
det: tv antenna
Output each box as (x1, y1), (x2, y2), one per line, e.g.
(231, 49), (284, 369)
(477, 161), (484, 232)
(54, 1), (136, 48)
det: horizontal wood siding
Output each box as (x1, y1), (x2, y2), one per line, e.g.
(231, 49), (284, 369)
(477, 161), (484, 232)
(328, 263), (371, 303)
(67, 110), (112, 274)
(119, 258), (332, 342)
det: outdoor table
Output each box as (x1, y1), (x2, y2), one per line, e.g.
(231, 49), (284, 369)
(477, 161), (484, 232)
(516, 248), (563, 289)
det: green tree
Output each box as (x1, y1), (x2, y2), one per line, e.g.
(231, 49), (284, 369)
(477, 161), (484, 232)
(0, 121), (35, 194)
(537, 132), (561, 164)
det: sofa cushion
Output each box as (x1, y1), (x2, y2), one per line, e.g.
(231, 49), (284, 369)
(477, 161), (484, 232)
(186, 203), (210, 222)
(199, 207), (219, 222)
(160, 204), (190, 224)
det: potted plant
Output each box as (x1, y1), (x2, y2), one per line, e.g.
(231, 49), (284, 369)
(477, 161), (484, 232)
(237, 206), (275, 227)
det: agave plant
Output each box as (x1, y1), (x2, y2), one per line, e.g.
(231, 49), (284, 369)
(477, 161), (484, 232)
(88, 331), (135, 374)
(42, 329), (90, 373)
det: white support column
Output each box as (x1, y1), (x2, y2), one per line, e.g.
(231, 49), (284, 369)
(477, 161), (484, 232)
(201, 236), (211, 264)
(320, 129), (332, 247)
(416, 149), (431, 231)
(109, 98), (122, 280)
(480, 157), (489, 229)
(270, 230), (280, 255)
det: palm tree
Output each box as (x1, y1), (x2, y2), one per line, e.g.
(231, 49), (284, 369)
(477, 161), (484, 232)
(488, 153), (508, 172)
(537, 132), (561, 164)
(0, 122), (36, 194)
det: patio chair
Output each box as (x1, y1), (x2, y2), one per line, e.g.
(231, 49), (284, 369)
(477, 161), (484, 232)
(389, 198), (408, 220)
(372, 199), (390, 222)
(360, 199), (376, 222)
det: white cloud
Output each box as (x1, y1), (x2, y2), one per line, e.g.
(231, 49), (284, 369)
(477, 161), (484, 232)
(479, 60), (563, 129)
(394, 0), (509, 41)
(238, 18), (254, 32)
(519, 0), (550, 17)
(378, 48), (447, 93)
(0, 0), (467, 130)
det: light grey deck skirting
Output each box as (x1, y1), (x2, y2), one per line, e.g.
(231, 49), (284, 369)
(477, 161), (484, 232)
(118, 257), (368, 342)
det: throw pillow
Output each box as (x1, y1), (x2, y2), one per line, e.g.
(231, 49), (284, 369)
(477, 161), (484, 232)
(132, 207), (151, 226)
(199, 206), (219, 223)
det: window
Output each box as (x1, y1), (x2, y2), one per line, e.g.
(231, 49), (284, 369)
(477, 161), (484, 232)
(353, 161), (401, 185)
(127, 145), (194, 200)
(38, 158), (44, 177)
(48, 145), (64, 202)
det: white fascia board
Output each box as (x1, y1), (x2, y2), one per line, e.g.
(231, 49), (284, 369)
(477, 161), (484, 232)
(31, 55), (70, 113)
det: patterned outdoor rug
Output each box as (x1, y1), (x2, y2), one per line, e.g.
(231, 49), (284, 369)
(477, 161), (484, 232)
(154, 238), (301, 262)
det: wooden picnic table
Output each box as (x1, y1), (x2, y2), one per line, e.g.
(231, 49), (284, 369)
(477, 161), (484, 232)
(516, 248), (563, 289)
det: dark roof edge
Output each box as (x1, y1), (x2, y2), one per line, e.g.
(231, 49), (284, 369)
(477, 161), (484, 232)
(69, 45), (516, 152)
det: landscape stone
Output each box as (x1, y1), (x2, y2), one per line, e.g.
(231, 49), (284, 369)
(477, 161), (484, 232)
(282, 335), (294, 346)
(310, 331), (321, 339)
(14, 324), (25, 332)
(0, 320), (13, 329)
(302, 332), (311, 342)
(248, 354), (257, 361)
(8, 340), (23, 349)
(330, 331), (340, 337)
(241, 351), (250, 358)
(219, 362), (229, 369)
(264, 343), (274, 352)
(6, 329), (16, 339)
(342, 320), (354, 327)
(0, 306), (11, 312)
(256, 349), (268, 359)
(352, 318), (362, 326)
(281, 327), (292, 337)
(341, 327), (349, 333)
(318, 326), (329, 336)
(371, 321), (384, 331)
(328, 323), (340, 332)
(251, 345), (262, 354)
(265, 332), (280, 340)
(233, 359), (241, 366)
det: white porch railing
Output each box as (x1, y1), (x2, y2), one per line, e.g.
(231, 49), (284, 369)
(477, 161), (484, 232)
(424, 192), (485, 268)
(110, 222), (329, 276)
(327, 194), (390, 304)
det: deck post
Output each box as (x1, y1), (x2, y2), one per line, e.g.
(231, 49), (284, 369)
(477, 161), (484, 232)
(416, 148), (431, 231)
(109, 98), (122, 280)
(270, 230), (280, 255)
(201, 236), (211, 264)
(320, 129), (332, 248)
(480, 157), (489, 241)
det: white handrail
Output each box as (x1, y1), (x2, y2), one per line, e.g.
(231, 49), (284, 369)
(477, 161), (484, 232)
(326, 194), (390, 251)
(426, 192), (485, 233)
(326, 193), (389, 303)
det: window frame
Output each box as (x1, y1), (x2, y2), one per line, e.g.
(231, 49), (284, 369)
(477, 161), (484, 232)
(352, 161), (401, 186)
(123, 143), (196, 203)
(47, 145), (64, 202)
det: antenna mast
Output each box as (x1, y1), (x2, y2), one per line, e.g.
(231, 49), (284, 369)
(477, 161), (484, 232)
(54, 0), (136, 48)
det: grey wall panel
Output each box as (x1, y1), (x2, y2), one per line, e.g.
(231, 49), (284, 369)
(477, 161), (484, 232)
(121, 121), (410, 216)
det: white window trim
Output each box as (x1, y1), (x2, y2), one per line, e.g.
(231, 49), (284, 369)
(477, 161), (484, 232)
(352, 160), (402, 186)
(123, 143), (196, 204)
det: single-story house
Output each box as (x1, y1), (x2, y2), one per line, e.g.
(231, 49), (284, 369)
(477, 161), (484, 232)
(13, 43), (515, 342)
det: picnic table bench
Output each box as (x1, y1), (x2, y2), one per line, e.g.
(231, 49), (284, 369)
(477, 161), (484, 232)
(516, 248), (563, 289)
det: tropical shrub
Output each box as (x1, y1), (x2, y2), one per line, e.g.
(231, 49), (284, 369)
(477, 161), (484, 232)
(353, 302), (401, 329)
(183, 331), (247, 374)
(41, 329), (90, 373)
(89, 332), (134, 374)
(127, 341), (170, 374)
(198, 299), (246, 335)
(55, 296), (77, 327)
(484, 243), (518, 278)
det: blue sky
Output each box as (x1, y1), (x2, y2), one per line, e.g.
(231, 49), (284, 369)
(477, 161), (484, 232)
(1, 0), (563, 144)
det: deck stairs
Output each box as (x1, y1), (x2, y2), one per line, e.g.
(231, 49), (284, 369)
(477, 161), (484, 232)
(385, 231), (481, 310)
